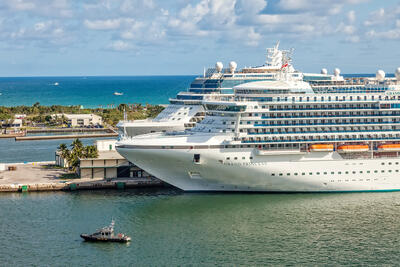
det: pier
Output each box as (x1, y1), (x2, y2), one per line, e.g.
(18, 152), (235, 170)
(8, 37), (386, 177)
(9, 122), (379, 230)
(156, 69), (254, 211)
(15, 132), (118, 141)
(0, 162), (165, 192)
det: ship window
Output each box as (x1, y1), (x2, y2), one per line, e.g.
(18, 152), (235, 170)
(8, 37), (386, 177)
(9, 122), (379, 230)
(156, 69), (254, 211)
(367, 171), (370, 173)
(294, 173), (298, 175)
(316, 172), (320, 175)
(396, 170), (399, 172)
(250, 157), (253, 159)
(309, 172), (313, 175)
(389, 170), (392, 173)
(279, 173), (283, 176)
(193, 154), (200, 163)
(271, 173), (275, 176)
(396, 162), (399, 165)
(234, 157), (238, 160)
(226, 157), (230, 160)
(338, 171), (342, 174)
(381, 170), (385, 173)
(382, 162), (385, 165)
(352, 171), (356, 174)
(389, 162), (392, 165)
(331, 172), (334, 174)
(287, 173), (290, 176)
(302, 173), (305, 175)
(345, 171), (349, 174)
(359, 171), (363, 174)
(242, 157), (245, 159)
(374, 170), (378, 173)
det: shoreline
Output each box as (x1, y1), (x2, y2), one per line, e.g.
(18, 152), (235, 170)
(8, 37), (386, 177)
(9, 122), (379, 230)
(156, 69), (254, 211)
(0, 161), (165, 193)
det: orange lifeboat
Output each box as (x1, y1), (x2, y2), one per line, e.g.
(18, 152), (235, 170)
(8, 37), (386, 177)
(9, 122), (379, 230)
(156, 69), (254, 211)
(378, 144), (400, 152)
(310, 144), (334, 152)
(337, 145), (369, 153)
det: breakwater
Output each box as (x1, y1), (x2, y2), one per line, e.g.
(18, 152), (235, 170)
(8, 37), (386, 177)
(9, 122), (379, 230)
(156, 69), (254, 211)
(15, 132), (118, 141)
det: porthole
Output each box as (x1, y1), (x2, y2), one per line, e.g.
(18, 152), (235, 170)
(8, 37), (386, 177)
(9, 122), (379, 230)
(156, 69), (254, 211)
(279, 173), (283, 176)
(345, 171), (349, 174)
(271, 173), (275, 176)
(302, 173), (305, 175)
(287, 173), (290, 176)
(367, 171), (370, 173)
(359, 171), (363, 174)
(324, 172), (327, 175)
(294, 173), (298, 175)
(352, 171), (356, 174)
(309, 172), (313, 175)
(381, 170), (385, 173)
(331, 172), (335, 174)
(374, 170), (378, 173)
(389, 170), (392, 173)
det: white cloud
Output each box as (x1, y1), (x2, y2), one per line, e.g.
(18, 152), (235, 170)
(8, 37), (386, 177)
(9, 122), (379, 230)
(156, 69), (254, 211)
(347, 10), (355, 23)
(84, 19), (121, 30)
(108, 40), (131, 51)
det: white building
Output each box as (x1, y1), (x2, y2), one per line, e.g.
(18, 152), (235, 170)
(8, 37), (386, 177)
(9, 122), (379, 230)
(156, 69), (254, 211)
(53, 114), (102, 127)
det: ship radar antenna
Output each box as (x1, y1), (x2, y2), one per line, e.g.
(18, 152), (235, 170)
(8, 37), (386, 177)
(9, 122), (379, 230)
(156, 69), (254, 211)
(123, 107), (127, 137)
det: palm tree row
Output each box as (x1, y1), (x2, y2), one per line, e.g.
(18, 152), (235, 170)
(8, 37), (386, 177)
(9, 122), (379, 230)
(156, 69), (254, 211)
(58, 139), (99, 171)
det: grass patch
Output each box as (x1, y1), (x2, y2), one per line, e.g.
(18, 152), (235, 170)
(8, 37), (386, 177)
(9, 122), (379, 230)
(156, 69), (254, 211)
(41, 164), (64, 169)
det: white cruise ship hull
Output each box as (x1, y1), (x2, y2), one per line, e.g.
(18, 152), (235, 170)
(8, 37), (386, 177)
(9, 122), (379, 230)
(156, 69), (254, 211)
(117, 146), (400, 192)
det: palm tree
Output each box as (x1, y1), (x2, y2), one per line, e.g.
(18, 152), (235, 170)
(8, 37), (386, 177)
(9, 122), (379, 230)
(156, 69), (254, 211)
(84, 145), (98, 158)
(71, 138), (83, 152)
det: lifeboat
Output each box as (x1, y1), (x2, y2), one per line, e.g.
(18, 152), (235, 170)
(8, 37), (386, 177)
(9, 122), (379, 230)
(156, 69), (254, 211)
(310, 144), (334, 152)
(378, 144), (400, 152)
(337, 145), (369, 153)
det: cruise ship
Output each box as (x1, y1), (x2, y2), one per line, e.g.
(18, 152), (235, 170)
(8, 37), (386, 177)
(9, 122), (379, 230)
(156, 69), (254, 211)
(117, 63), (400, 192)
(117, 42), (335, 136)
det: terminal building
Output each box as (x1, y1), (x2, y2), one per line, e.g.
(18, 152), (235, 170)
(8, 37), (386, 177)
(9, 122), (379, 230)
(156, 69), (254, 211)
(55, 139), (151, 179)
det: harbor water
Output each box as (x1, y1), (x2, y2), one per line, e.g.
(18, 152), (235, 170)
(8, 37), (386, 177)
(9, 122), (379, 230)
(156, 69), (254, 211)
(1, 189), (400, 265)
(0, 76), (195, 107)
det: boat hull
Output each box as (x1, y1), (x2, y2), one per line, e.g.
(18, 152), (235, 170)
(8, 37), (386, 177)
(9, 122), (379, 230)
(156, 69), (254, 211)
(80, 234), (130, 243)
(117, 145), (400, 192)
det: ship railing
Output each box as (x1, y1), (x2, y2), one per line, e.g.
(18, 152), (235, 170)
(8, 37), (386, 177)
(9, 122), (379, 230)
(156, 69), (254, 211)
(247, 129), (398, 135)
(261, 114), (399, 119)
(254, 121), (400, 127)
(241, 136), (400, 143)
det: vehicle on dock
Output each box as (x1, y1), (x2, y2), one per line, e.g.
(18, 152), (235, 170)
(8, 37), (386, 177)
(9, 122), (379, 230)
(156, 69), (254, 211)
(80, 219), (131, 243)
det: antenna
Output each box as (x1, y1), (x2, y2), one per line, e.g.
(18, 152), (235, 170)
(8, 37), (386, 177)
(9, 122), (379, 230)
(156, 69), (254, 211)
(123, 107), (127, 137)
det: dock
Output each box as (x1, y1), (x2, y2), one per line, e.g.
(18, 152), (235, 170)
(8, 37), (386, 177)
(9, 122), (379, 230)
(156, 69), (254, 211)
(0, 162), (165, 192)
(15, 132), (118, 141)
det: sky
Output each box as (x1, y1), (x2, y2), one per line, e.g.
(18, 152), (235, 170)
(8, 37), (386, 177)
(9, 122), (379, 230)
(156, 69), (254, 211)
(0, 0), (400, 76)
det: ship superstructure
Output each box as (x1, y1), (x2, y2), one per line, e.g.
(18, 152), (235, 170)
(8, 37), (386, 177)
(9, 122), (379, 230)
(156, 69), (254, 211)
(117, 42), (335, 137)
(116, 67), (400, 192)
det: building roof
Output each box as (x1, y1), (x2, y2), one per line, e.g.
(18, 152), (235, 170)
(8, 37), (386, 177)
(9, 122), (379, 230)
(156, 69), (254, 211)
(79, 151), (125, 161)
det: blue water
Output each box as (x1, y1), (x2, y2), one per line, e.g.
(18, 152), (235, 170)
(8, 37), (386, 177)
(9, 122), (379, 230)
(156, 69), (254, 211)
(0, 76), (196, 107)
(1, 190), (400, 265)
(0, 137), (114, 163)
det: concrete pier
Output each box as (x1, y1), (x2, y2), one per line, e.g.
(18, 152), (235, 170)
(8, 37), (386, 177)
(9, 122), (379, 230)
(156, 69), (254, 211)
(0, 162), (165, 192)
(15, 132), (118, 141)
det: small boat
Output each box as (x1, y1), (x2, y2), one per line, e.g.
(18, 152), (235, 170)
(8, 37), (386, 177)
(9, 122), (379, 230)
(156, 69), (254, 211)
(378, 143), (400, 151)
(310, 144), (334, 152)
(80, 219), (131, 243)
(114, 92), (123, 96)
(54, 82), (59, 86)
(337, 144), (369, 153)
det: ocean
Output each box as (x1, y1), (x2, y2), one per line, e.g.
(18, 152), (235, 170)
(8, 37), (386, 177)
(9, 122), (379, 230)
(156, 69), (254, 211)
(0, 76), (196, 108)
(0, 76), (194, 163)
(1, 189), (400, 265)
